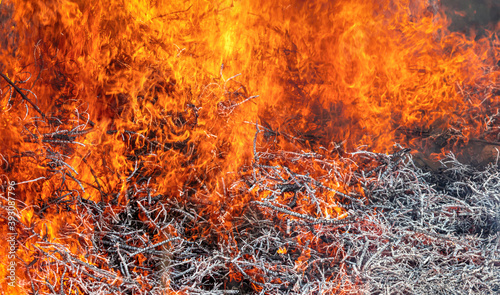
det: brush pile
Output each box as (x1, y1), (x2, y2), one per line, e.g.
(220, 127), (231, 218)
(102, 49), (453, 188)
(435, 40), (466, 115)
(1, 90), (498, 294)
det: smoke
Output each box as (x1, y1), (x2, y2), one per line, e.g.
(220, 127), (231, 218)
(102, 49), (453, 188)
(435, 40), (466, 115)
(441, 0), (500, 37)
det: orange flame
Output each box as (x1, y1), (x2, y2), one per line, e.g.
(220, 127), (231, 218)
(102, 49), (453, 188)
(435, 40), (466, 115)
(0, 0), (498, 293)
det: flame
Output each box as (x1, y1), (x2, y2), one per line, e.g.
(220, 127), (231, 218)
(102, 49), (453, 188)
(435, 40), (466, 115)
(277, 247), (287, 255)
(0, 0), (499, 293)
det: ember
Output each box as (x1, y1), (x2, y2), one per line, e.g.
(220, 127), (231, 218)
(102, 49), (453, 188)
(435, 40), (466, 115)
(0, 0), (499, 294)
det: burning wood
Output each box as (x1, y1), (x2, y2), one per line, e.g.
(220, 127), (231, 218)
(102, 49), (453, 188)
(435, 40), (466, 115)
(0, 0), (499, 294)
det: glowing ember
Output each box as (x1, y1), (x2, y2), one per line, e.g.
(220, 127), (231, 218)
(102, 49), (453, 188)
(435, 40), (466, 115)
(0, 0), (498, 294)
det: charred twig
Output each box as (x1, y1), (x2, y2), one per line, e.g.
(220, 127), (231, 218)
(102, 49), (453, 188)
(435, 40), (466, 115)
(129, 237), (187, 257)
(470, 138), (500, 146)
(42, 139), (85, 146)
(0, 72), (46, 119)
(153, 4), (192, 19)
(81, 156), (106, 200)
(254, 201), (355, 225)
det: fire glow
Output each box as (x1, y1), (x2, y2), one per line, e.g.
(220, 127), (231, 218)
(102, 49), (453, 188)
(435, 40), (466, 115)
(0, 0), (499, 294)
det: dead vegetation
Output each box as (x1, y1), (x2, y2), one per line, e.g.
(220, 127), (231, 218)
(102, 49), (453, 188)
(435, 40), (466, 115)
(1, 76), (498, 293)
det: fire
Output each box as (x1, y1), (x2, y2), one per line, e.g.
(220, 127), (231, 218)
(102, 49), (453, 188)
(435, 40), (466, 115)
(0, 0), (498, 294)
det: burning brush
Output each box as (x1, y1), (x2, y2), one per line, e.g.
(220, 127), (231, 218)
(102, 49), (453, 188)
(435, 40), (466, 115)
(0, 0), (499, 294)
